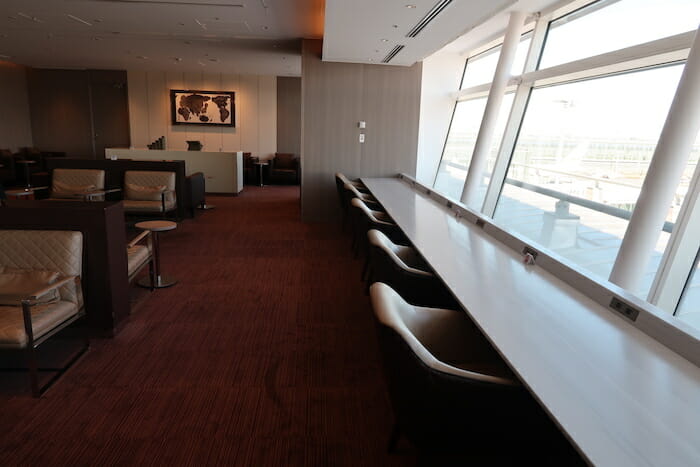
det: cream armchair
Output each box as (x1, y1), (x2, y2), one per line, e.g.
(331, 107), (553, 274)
(0, 230), (86, 397)
(123, 171), (177, 216)
(49, 168), (105, 200)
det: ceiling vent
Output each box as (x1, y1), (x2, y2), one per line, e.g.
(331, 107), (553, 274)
(406, 0), (453, 38)
(381, 45), (405, 63)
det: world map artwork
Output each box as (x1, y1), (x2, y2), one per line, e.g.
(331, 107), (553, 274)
(171, 90), (235, 126)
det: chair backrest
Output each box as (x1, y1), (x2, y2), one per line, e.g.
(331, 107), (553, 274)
(0, 230), (83, 304)
(124, 171), (176, 191)
(273, 153), (296, 169)
(52, 169), (105, 191)
(370, 282), (516, 385)
(367, 229), (431, 276)
(350, 197), (392, 225)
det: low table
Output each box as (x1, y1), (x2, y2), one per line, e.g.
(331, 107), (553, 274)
(6, 186), (49, 200)
(134, 220), (178, 289)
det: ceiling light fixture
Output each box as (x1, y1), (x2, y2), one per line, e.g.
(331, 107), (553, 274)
(381, 38), (388, 42)
(405, 4), (416, 8)
(0, 54), (11, 59)
(17, 12), (42, 23)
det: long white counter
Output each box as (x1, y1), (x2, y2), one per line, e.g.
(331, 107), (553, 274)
(362, 176), (700, 467)
(105, 148), (243, 194)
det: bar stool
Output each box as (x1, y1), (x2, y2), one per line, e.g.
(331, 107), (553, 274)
(367, 229), (459, 309)
(370, 282), (577, 461)
(134, 220), (178, 288)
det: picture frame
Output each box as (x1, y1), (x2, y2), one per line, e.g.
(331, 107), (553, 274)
(170, 89), (235, 127)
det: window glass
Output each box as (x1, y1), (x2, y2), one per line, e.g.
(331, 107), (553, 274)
(433, 98), (488, 200)
(461, 35), (532, 90)
(540, 0), (700, 69)
(469, 93), (515, 210)
(676, 251), (700, 329)
(493, 64), (684, 294)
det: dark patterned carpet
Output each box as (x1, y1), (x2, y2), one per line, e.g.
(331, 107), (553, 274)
(0, 186), (415, 466)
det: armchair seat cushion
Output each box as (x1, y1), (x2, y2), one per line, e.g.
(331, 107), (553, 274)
(123, 199), (176, 213)
(51, 169), (104, 199)
(125, 183), (167, 201)
(127, 244), (150, 276)
(0, 301), (79, 349)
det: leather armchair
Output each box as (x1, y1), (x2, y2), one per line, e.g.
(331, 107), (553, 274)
(122, 170), (177, 217)
(47, 168), (106, 201)
(0, 229), (87, 397)
(269, 153), (300, 185)
(186, 171), (205, 216)
(243, 152), (258, 185)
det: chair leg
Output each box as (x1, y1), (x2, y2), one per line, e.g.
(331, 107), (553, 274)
(25, 346), (39, 398)
(388, 421), (401, 453)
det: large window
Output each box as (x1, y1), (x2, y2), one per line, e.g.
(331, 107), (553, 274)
(540, 0), (700, 69)
(494, 64), (684, 293)
(430, 0), (700, 334)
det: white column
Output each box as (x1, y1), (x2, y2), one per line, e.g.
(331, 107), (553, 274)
(460, 11), (527, 207)
(610, 28), (700, 291)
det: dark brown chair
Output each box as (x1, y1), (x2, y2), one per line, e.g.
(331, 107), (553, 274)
(269, 153), (300, 185)
(0, 149), (17, 185)
(243, 152), (259, 185)
(370, 283), (581, 463)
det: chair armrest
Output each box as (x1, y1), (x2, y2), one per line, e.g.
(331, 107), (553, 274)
(161, 189), (176, 212)
(21, 276), (80, 304)
(128, 229), (151, 249)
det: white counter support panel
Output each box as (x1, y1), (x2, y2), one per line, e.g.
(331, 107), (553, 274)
(361, 176), (700, 467)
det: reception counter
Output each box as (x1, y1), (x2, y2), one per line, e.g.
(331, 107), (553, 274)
(105, 148), (243, 194)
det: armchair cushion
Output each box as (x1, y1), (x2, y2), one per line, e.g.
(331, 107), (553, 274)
(52, 180), (97, 199)
(0, 301), (79, 349)
(125, 183), (166, 201)
(0, 230), (83, 305)
(0, 269), (60, 306)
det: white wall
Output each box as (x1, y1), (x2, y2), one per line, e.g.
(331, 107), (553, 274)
(0, 61), (33, 152)
(127, 71), (277, 159)
(416, 49), (465, 185)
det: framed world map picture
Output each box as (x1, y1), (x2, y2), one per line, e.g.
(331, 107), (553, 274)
(171, 90), (235, 127)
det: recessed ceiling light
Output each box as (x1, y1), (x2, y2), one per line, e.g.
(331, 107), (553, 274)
(136, 55), (148, 59)
(381, 38), (388, 42)
(405, 4), (416, 8)
(368, 58), (374, 61)
(94, 18), (103, 23)
(208, 58), (218, 62)
(262, 25), (269, 30)
(178, 22), (185, 26)
(392, 24), (398, 28)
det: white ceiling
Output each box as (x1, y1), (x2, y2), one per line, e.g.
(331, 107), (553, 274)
(0, 0), (323, 75)
(322, 0), (516, 66)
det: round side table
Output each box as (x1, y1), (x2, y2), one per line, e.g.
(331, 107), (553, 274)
(135, 220), (178, 288)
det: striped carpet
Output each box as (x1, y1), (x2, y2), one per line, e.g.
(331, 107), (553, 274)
(0, 186), (415, 466)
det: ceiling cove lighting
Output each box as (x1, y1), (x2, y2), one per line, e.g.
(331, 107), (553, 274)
(66, 14), (93, 26)
(406, 0), (453, 38)
(94, 0), (245, 6)
(382, 44), (405, 63)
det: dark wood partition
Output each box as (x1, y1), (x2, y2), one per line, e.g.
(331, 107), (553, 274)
(0, 200), (130, 336)
(46, 158), (189, 219)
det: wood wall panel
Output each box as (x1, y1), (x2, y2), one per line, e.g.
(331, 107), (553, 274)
(27, 69), (94, 157)
(127, 71), (149, 147)
(0, 62), (33, 152)
(128, 71), (273, 158)
(361, 65), (421, 176)
(258, 75), (277, 160)
(277, 76), (301, 156)
(300, 39), (422, 222)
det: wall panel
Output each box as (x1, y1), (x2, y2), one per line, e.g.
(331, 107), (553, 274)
(277, 76), (301, 156)
(129, 71), (274, 158)
(0, 61), (33, 152)
(300, 39), (422, 222)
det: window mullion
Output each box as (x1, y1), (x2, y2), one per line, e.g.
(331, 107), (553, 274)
(482, 12), (551, 216)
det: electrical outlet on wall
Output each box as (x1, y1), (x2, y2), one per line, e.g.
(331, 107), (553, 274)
(359, 134), (365, 143)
